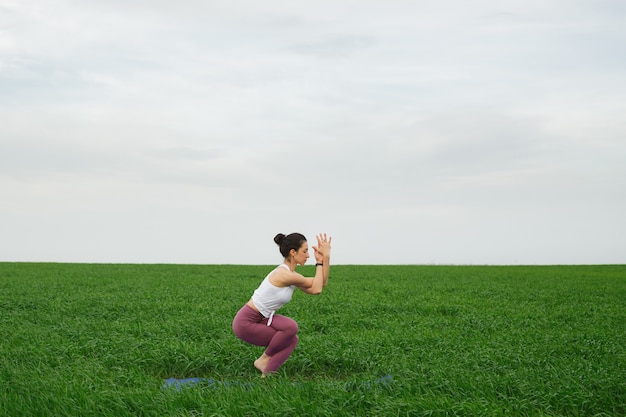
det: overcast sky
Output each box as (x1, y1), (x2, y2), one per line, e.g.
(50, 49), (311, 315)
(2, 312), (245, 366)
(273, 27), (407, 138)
(1, 0), (625, 265)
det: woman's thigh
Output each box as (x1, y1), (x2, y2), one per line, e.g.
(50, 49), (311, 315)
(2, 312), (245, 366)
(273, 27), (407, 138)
(239, 322), (277, 347)
(269, 314), (298, 334)
(233, 307), (277, 347)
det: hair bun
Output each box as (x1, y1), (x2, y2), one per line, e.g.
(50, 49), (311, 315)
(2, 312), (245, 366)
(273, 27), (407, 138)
(274, 233), (286, 245)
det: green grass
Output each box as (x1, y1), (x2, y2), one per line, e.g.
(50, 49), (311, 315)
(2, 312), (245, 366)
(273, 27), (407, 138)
(1, 263), (624, 416)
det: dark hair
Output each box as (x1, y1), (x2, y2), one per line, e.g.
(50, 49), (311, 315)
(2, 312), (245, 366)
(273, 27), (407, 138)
(274, 233), (307, 258)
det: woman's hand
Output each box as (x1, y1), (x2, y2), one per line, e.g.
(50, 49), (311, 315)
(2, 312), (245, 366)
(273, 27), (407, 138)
(313, 233), (331, 263)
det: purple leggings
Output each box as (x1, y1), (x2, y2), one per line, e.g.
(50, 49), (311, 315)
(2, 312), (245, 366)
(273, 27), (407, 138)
(232, 304), (299, 373)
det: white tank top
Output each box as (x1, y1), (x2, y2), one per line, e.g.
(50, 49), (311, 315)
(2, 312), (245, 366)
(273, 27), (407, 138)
(251, 264), (296, 326)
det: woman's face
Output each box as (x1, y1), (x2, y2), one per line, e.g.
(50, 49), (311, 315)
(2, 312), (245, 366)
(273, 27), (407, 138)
(291, 241), (310, 266)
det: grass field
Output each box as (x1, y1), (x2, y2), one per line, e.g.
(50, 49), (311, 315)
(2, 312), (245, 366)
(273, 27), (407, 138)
(1, 263), (624, 416)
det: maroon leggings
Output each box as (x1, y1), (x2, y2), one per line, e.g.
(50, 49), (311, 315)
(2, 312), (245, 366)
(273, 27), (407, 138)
(232, 304), (299, 373)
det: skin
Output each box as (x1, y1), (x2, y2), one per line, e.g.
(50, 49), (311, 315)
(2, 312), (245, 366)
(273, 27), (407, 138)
(247, 233), (332, 376)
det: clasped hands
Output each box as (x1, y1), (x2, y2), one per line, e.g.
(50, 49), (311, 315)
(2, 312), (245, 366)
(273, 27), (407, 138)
(312, 233), (331, 263)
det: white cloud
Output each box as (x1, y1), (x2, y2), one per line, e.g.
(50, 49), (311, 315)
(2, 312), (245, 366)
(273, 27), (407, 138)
(1, 0), (625, 264)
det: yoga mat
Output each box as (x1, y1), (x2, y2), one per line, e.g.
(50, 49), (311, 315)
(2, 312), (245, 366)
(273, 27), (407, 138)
(163, 374), (392, 391)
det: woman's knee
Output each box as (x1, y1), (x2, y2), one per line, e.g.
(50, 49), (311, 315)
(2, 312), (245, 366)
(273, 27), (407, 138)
(287, 320), (299, 335)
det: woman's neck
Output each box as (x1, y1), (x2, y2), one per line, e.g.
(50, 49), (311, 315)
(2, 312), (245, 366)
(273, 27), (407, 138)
(283, 260), (296, 272)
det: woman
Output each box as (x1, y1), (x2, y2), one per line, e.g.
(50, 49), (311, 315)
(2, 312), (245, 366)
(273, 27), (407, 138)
(232, 232), (331, 376)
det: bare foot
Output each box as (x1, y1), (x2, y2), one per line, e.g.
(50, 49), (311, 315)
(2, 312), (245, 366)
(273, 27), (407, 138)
(254, 354), (271, 376)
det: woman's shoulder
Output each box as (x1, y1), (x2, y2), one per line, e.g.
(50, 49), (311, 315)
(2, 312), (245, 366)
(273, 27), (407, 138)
(269, 265), (302, 287)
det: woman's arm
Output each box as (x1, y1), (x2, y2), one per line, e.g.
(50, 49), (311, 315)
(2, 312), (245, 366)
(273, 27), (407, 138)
(314, 233), (331, 288)
(298, 264), (325, 295)
(322, 259), (330, 287)
(271, 268), (325, 295)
